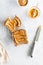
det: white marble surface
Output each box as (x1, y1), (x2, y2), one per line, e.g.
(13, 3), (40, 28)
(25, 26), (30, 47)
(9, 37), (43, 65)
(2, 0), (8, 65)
(0, 0), (43, 65)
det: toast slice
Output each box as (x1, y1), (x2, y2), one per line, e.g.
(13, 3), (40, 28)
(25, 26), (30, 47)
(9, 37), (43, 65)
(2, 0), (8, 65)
(12, 29), (28, 46)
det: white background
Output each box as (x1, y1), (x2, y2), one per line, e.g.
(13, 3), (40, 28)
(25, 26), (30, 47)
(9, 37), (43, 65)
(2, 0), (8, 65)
(0, 0), (43, 65)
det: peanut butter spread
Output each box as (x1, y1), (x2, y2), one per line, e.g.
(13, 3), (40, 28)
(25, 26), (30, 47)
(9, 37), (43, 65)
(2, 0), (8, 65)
(18, 0), (28, 6)
(29, 8), (38, 18)
(12, 29), (28, 46)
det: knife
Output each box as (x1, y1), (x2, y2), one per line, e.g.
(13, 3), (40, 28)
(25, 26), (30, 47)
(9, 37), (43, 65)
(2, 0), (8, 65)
(29, 25), (41, 57)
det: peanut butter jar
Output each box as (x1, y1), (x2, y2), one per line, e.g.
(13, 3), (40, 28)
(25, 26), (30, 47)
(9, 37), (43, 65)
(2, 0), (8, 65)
(18, 0), (28, 6)
(28, 6), (40, 18)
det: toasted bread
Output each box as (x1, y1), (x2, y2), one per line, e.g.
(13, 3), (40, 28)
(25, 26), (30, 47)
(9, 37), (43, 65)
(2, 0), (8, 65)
(12, 29), (28, 46)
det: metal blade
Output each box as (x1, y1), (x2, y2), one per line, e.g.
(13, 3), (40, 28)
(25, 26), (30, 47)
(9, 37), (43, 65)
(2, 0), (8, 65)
(29, 25), (41, 57)
(34, 25), (41, 41)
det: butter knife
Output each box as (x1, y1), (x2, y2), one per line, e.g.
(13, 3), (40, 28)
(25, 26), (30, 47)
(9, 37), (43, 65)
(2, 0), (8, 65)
(30, 25), (41, 57)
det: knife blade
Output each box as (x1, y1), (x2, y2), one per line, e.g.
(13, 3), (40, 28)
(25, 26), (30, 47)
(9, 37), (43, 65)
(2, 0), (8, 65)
(34, 25), (41, 41)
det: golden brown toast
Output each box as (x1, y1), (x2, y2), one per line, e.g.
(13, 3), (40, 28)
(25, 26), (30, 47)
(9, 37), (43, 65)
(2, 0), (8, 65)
(12, 29), (28, 46)
(4, 16), (21, 33)
(4, 17), (16, 32)
(13, 16), (21, 27)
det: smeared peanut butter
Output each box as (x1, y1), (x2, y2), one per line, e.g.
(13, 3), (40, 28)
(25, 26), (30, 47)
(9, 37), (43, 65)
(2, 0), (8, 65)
(4, 16), (21, 33)
(12, 29), (28, 46)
